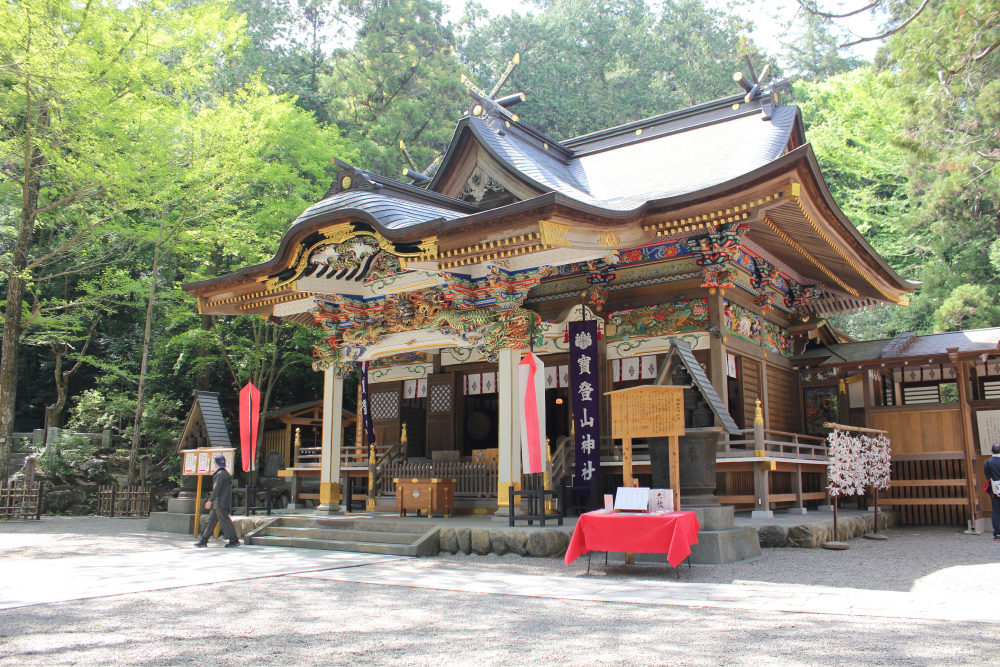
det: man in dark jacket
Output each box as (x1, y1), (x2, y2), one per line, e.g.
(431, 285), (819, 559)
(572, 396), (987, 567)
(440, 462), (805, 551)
(194, 454), (240, 548)
(984, 443), (1000, 541)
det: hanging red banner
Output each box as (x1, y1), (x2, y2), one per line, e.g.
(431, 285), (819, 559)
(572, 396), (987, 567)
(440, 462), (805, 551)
(518, 352), (547, 474)
(239, 382), (261, 473)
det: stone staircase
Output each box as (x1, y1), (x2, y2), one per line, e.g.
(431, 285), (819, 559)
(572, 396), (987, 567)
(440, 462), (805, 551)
(246, 517), (439, 557)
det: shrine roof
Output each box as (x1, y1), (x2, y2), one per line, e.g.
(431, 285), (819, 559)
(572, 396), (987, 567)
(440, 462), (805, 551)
(793, 327), (1000, 367)
(428, 91), (799, 211)
(291, 186), (472, 231)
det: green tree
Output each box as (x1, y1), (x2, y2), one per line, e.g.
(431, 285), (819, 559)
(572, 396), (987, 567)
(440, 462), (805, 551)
(0, 0), (245, 479)
(458, 0), (757, 140)
(934, 284), (1000, 332)
(782, 12), (862, 81)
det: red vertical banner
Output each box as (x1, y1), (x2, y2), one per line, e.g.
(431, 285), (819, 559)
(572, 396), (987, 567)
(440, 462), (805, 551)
(240, 382), (261, 473)
(518, 352), (547, 474)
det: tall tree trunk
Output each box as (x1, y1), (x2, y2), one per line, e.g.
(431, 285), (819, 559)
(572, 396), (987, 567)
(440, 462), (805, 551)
(0, 84), (45, 481)
(45, 316), (101, 429)
(128, 221), (164, 486)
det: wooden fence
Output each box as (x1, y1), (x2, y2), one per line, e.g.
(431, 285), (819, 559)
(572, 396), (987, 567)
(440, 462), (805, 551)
(879, 454), (969, 525)
(379, 461), (498, 498)
(0, 482), (42, 520)
(97, 486), (151, 518)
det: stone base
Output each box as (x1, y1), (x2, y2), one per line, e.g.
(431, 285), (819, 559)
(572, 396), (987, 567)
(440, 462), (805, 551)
(314, 503), (342, 515)
(492, 506), (524, 522)
(863, 532), (889, 541)
(147, 511), (195, 535)
(816, 504), (834, 512)
(167, 498), (198, 514)
(751, 510), (774, 519)
(822, 541), (850, 550)
(688, 526), (762, 564)
(786, 507), (808, 515)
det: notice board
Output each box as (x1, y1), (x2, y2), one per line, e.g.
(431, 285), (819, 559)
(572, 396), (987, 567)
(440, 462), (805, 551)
(609, 385), (685, 439)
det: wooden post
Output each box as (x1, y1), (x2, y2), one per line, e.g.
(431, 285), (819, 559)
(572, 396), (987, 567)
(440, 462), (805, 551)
(622, 437), (633, 488)
(950, 354), (981, 532)
(669, 435), (680, 510)
(789, 463), (806, 514)
(194, 474), (203, 538)
(752, 461), (773, 518)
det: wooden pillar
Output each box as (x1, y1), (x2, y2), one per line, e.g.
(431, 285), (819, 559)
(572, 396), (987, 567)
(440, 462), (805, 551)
(622, 437), (633, 487)
(951, 353), (981, 532)
(317, 367), (343, 514)
(752, 461), (773, 518)
(788, 463), (807, 514)
(496, 347), (522, 511)
(707, 289), (728, 410)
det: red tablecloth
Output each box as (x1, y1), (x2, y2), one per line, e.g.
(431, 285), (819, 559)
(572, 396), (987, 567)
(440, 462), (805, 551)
(564, 510), (701, 568)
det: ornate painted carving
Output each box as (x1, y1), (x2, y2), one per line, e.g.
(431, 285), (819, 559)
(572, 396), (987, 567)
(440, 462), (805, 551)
(724, 300), (761, 345)
(461, 167), (505, 202)
(784, 283), (826, 309)
(763, 321), (792, 356)
(607, 298), (709, 340)
(538, 220), (572, 247)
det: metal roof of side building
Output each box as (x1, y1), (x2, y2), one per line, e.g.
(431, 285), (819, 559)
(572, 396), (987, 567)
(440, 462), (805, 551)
(793, 327), (1000, 367)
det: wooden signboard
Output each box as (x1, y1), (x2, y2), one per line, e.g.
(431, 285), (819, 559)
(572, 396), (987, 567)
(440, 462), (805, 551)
(181, 447), (235, 476)
(607, 385), (685, 511)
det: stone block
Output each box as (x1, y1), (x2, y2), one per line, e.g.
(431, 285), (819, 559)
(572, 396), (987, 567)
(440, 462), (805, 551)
(787, 523), (819, 548)
(688, 527), (761, 564)
(691, 505), (735, 531)
(757, 524), (788, 548)
(545, 530), (569, 557)
(439, 527), (458, 554)
(471, 529), (492, 555)
(526, 531), (549, 557)
(456, 528), (472, 554)
(505, 529), (527, 556)
(490, 530), (509, 555)
(167, 498), (197, 514)
(147, 511), (195, 534)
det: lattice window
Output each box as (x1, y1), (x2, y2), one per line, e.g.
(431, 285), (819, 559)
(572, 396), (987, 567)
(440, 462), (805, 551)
(370, 391), (399, 420)
(430, 384), (452, 413)
(985, 381), (1000, 400)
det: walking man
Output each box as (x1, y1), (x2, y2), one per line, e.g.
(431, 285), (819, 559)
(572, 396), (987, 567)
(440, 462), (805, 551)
(984, 443), (1000, 541)
(194, 454), (240, 548)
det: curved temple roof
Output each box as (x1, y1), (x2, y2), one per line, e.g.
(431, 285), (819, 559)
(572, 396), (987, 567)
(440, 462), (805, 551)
(185, 86), (915, 317)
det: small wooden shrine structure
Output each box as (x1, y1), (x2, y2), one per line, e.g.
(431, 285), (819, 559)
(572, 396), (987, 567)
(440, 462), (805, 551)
(184, 61), (916, 516)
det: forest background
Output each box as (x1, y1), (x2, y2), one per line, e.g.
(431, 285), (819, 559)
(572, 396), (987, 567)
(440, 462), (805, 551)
(1, 0), (998, 489)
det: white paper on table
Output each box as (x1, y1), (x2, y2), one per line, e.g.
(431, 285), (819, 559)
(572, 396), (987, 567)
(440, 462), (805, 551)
(647, 489), (673, 513)
(614, 486), (651, 511)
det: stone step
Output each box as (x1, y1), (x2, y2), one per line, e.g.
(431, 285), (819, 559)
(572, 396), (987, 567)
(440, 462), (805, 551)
(264, 526), (419, 545)
(250, 535), (417, 557)
(275, 517), (427, 534)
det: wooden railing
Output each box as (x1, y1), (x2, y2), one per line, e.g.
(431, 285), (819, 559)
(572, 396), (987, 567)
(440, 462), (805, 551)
(378, 461), (498, 498)
(97, 485), (151, 518)
(552, 436), (573, 483)
(0, 482), (42, 520)
(261, 430), (290, 468)
(720, 428), (828, 460)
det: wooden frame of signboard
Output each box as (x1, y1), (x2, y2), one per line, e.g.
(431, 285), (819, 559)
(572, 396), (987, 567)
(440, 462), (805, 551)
(607, 385), (686, 511)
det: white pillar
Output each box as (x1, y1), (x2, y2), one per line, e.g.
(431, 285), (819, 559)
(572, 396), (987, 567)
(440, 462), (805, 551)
(495, 347), (522, 514)
(317, 367), (343, 514)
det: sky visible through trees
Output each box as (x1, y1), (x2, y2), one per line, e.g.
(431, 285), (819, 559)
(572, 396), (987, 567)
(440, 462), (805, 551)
(0, 0), (997, 486)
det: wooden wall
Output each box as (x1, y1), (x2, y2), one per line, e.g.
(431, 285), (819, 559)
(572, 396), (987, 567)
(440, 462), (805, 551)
(766, 365), (797, 433)
(868, 406), (964, 456)
(740, 358), (761, 428)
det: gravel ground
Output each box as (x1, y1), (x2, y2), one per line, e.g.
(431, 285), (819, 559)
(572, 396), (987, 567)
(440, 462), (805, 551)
(3, 518), (998, 595)
(2, 519), (999, 665)
(0, 517), (195, 561)
(428, 525), (1000, 594)
(2, 573), (997, 666)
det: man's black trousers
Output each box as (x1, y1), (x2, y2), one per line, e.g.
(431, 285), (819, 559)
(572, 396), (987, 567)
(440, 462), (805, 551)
(199, 504), (238, 543)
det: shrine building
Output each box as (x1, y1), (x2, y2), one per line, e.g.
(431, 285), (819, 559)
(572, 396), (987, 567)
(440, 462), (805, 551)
(184, 68), (941, 521)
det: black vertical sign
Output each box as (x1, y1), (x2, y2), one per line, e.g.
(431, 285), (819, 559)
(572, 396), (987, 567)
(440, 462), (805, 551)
(569, 320), (601, 497)
(360, 361), (376, 445)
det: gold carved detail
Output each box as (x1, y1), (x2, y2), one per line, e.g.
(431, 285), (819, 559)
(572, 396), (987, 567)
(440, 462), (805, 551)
(598, 232), (620, 249)
(341, 176), (352, 190)
(538, 220), (572, 248)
